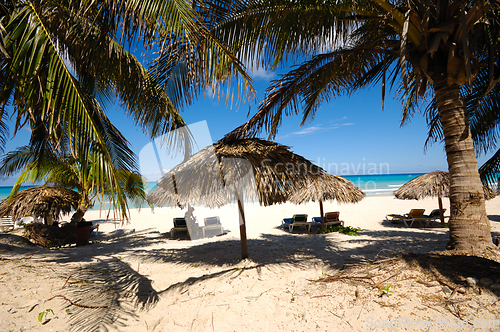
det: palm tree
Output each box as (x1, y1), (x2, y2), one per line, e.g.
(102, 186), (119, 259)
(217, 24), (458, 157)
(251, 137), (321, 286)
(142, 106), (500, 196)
(427, 74), (500, 193)
(212, 0), (500, 252)
(0, 0), (252, 219)
(0, 145), (148, 223)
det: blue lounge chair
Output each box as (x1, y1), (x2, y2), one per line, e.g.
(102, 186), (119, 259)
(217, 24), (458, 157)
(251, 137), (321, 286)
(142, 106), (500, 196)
(1, 216), (14, 232)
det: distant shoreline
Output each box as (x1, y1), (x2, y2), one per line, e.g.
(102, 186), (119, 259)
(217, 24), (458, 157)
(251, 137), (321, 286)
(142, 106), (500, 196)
(0, 173), (423, 205)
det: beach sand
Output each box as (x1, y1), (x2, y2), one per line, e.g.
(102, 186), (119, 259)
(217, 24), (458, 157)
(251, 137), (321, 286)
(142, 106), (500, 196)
(1, 195), (500, 331)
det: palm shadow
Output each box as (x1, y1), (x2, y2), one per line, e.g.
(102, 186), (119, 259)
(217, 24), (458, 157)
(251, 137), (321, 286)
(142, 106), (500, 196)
(2, 224), (498, 331)
(488, 215), (500, 222)
(60, 257), (159, 332)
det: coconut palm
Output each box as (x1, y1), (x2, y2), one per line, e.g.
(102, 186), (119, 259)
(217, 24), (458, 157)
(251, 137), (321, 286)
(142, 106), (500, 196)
(0, 0), (251, 147)
(0, 145), (147, 223)
(210, 0), (500, 252)
(424, 58), (500, 193)
(0, 0), (252, 219)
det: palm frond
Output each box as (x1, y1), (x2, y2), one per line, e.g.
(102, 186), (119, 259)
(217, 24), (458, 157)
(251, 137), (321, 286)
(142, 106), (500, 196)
(0, 146), (43, 177)
(212, 0), (369, 68)
(465, 68), (500, 155)
(227, 46), (394, 139)
(479, 148), (500, 189)
(0, 107), (9, 154)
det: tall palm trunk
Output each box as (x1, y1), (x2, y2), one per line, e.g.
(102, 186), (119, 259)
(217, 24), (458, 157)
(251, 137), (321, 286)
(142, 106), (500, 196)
(433, 75), (492, 252)
(71, 196), (91, 224)
(70, 204), (88, 223)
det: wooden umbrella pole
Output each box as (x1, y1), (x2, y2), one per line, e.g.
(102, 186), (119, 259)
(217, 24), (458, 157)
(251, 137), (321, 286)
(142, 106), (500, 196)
(319, 200), (325, 230)
(438, 195), (445, 225)
(237, 198), (248, 259)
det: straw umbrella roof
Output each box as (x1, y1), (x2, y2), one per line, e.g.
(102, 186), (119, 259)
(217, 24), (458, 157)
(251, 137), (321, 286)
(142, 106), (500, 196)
(147, 137), (326, 258)
(147, 138), (325, 208)
(394, 170), (495, 225)
(394, 170), (496, 200)
(0, 185), (80, 222)
(288, 173), (365, 230)
(288, 174), (365, 205)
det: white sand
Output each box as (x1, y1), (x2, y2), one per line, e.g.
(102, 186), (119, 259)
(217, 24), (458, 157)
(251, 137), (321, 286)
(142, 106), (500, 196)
(1, 195), (500, 331)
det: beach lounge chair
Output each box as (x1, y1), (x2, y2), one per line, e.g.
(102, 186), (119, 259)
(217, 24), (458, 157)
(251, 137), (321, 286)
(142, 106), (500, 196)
(171, 217), (189, 239)
(423, 209), (447, 221)
(1, 216), (14, 232)
(411, 209), (448, 227)
(312, 212), (345, 228)
(282, 217), (293, 229)
(90, 223), (100, 236)
(385, 209), (425, 228)
(203, 216), (223, 237)
(289, 214), (310, 232)
(324, 211), (345, 228)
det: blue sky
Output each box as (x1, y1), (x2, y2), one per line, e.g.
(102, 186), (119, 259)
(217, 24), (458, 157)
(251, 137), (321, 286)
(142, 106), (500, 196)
(0, 65), (495, 186)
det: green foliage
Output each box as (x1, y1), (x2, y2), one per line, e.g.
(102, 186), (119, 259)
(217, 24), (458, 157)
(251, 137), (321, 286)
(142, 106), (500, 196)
(0, 0), (249, 224)
(380, 285), (394, 296)
(318, 225), (361, 236)
(1, 148), (149, 222)
(38, 309), (54, 322)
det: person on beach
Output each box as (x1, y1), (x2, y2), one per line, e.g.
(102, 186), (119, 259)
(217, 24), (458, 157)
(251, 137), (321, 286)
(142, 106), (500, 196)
(184, 205), (197, 223)
(184, 204), (200, 238)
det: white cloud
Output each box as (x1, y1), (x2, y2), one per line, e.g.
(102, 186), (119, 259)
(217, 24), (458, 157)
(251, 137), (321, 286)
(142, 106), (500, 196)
(292, 125), (324, 135)
(251, 67), (275, 81)
(285, 121), (355, 137)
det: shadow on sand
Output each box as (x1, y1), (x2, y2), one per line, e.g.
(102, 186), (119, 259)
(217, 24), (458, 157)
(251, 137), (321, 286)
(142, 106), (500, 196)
(1, 221), (499, 332)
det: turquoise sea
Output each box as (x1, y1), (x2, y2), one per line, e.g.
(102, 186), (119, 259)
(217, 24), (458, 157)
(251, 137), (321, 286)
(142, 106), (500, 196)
(0, 173), (425, 208)
(343, 173), (425, 196)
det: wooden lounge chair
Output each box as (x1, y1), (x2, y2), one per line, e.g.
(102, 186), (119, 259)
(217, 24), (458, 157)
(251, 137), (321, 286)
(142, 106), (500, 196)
(203, 216), (223, 237)
(324, 211), (344, 228)
(1, 216), (14, 232)
(385, 209), (425, 228)
(424, 209), (448, 221)
(412, 209), (449, 227)
(289, 214), (310, 232)
(171, 217), (189, 239)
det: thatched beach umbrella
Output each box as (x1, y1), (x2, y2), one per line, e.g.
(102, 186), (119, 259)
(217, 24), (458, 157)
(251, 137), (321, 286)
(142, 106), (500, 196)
(288, 174), (365, 230)
(147, 137), (324, 258)
(394, 170), (496, 224)
(0, 185), (80, 225)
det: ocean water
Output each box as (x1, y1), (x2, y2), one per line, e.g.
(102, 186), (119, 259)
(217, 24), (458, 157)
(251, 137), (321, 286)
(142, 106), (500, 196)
(0, 185), (37, 202)
(343, 173), (425, 196)
(0, 173), (424, 206)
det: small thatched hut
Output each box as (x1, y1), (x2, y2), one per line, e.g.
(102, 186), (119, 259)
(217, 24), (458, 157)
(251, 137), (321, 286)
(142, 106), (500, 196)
(0, 185), (80, 225)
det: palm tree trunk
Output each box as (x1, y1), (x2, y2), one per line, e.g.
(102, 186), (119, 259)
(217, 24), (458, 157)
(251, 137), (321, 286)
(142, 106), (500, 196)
(70, 204), (88, 224)
(433, 75), (492, 252)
